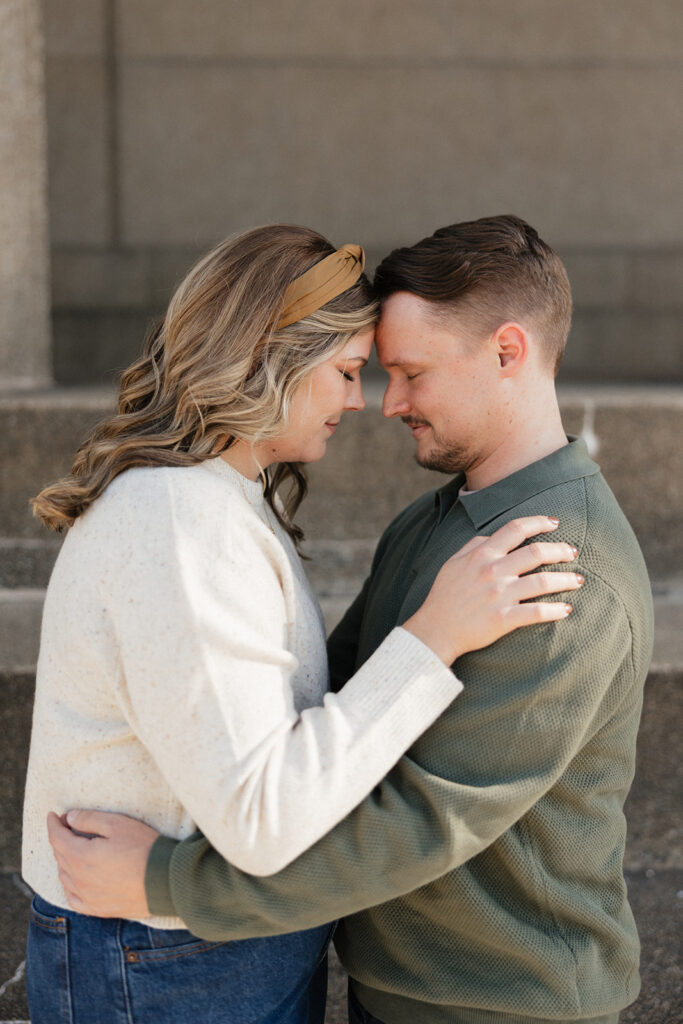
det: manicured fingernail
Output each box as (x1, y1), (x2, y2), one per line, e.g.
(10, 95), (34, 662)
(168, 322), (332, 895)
(576, 575), (584, 585)
(570, 546), (579, 557)
(563, 604), (573, 615)
(66, 810), (76, 826)
(548, 517), (559, 526)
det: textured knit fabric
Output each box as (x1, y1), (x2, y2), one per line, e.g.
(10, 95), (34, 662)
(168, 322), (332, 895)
(22, 456), (462, 928)
(145, 439), (653, 1022)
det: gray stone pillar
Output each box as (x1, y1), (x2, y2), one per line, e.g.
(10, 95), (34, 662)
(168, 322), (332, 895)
(0, 0), (51, 390)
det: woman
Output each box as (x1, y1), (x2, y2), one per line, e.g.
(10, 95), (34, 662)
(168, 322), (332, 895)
(23, 225), (581, 1024)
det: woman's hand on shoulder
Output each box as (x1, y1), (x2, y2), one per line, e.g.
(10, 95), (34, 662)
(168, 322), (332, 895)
(403, 516), (583, 665)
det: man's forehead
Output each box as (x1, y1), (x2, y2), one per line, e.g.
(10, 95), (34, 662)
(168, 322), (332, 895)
(378, 291), (438, 325)
(375, 344), (429, 369)
(376, 295), (453, 366)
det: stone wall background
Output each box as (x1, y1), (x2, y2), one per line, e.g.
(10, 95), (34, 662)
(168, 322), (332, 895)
(42, 0), (683, 385)
(1, 5), (681, 1019)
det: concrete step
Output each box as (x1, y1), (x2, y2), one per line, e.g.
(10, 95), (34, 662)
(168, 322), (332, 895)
(0, 593), (46, 675)
(0, 576), (681, 675)
(1, 381), (682, 673)
(0, 674), (35, 874)
(299, 381), (683, 580)
(1, 384), (682, 576)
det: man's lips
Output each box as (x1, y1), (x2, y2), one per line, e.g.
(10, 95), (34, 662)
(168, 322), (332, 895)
(402, 418), (430, 437)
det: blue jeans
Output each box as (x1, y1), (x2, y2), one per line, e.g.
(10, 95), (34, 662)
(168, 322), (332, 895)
(26, 894), (334, 1024)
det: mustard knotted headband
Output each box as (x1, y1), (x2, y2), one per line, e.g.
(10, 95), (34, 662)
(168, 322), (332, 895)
(277, 244), (366, 329)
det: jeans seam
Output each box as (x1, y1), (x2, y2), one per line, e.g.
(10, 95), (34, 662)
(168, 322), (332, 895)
(29, 907), (68, 933)
(125, 940), (228, 964)
(60, 914), (74, 1024)
(116, 919), (136, 1024)
(30, 917), (67, 932)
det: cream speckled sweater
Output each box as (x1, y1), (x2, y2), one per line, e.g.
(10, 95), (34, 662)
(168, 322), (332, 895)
(22, 457), (462, 928)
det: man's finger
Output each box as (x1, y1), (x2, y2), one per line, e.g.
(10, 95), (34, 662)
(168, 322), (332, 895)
(47, 810), (73, 849)
(64, 809), (108, 839)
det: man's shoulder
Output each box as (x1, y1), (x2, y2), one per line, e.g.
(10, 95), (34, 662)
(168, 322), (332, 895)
(497, 469), (652, 657)
(490, 467), (633, 547)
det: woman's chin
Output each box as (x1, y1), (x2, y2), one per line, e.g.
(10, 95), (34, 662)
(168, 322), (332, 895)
(298, 439), (329, 464)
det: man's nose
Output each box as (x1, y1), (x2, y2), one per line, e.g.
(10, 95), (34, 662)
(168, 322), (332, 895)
(382, 381), (411, 419)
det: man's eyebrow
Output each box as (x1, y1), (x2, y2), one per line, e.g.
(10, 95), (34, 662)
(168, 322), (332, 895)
(380, 358), (420, 369)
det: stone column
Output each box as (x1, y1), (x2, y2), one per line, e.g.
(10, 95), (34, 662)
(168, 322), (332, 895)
(0, 0), (51, 390)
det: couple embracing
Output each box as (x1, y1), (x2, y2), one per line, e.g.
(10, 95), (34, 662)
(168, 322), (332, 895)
(23, 215), (652, 1024)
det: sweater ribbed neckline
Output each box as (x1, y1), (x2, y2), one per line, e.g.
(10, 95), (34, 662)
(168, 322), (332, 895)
(200, 456), (266, 506)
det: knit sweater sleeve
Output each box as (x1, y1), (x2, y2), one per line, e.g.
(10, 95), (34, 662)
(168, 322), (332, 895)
(145, 568), (638, 937)
(104, 469), (462, 877)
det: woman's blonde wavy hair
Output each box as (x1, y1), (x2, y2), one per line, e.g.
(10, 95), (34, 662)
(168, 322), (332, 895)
(32, 225), (379, 547)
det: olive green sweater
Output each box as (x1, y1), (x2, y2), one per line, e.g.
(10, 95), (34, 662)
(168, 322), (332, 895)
(147, 439), (654, 1023)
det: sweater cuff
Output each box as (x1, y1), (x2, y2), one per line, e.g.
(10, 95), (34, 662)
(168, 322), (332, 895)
(145, 834), (179, 917)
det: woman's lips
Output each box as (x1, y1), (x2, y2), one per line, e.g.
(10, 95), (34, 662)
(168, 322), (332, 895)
(325, 421), (339, 434)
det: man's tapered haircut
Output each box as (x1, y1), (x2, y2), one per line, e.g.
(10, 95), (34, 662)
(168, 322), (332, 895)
(374, 215), (572, 375)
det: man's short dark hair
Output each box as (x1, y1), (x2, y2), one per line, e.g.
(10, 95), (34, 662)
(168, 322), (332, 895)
(374, 215), (572, 376)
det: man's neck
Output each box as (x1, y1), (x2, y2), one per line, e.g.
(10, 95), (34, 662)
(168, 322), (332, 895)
(464, 394), (568, 492)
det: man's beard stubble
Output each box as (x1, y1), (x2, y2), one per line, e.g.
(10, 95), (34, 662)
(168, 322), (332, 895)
(405, 418), (475, 476)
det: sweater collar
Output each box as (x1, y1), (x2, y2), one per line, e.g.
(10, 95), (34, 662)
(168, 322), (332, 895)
(436, 437), (600, 529)
(201, 456), (266, 505)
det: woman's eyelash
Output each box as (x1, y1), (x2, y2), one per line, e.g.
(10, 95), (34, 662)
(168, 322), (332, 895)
(340, 370), (356, 382)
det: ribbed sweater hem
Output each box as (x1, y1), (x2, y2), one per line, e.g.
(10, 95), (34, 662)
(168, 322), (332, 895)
(146, 834), (178, 918)
(353, 979), (637, 1024)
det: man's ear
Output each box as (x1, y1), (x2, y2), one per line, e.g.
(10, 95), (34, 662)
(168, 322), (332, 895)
(493, 322), (528, 376)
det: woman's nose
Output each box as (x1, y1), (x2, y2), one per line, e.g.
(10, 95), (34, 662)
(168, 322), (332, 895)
(345, 379), (366, 412)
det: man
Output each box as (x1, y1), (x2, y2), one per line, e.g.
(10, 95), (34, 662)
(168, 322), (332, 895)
(50, 216), (653, 1024)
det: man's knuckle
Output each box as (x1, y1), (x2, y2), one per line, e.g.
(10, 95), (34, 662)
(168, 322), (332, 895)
(471, 544), (488, 565)
(478, 559), (495, 582)
(493, 605), (507, 628)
